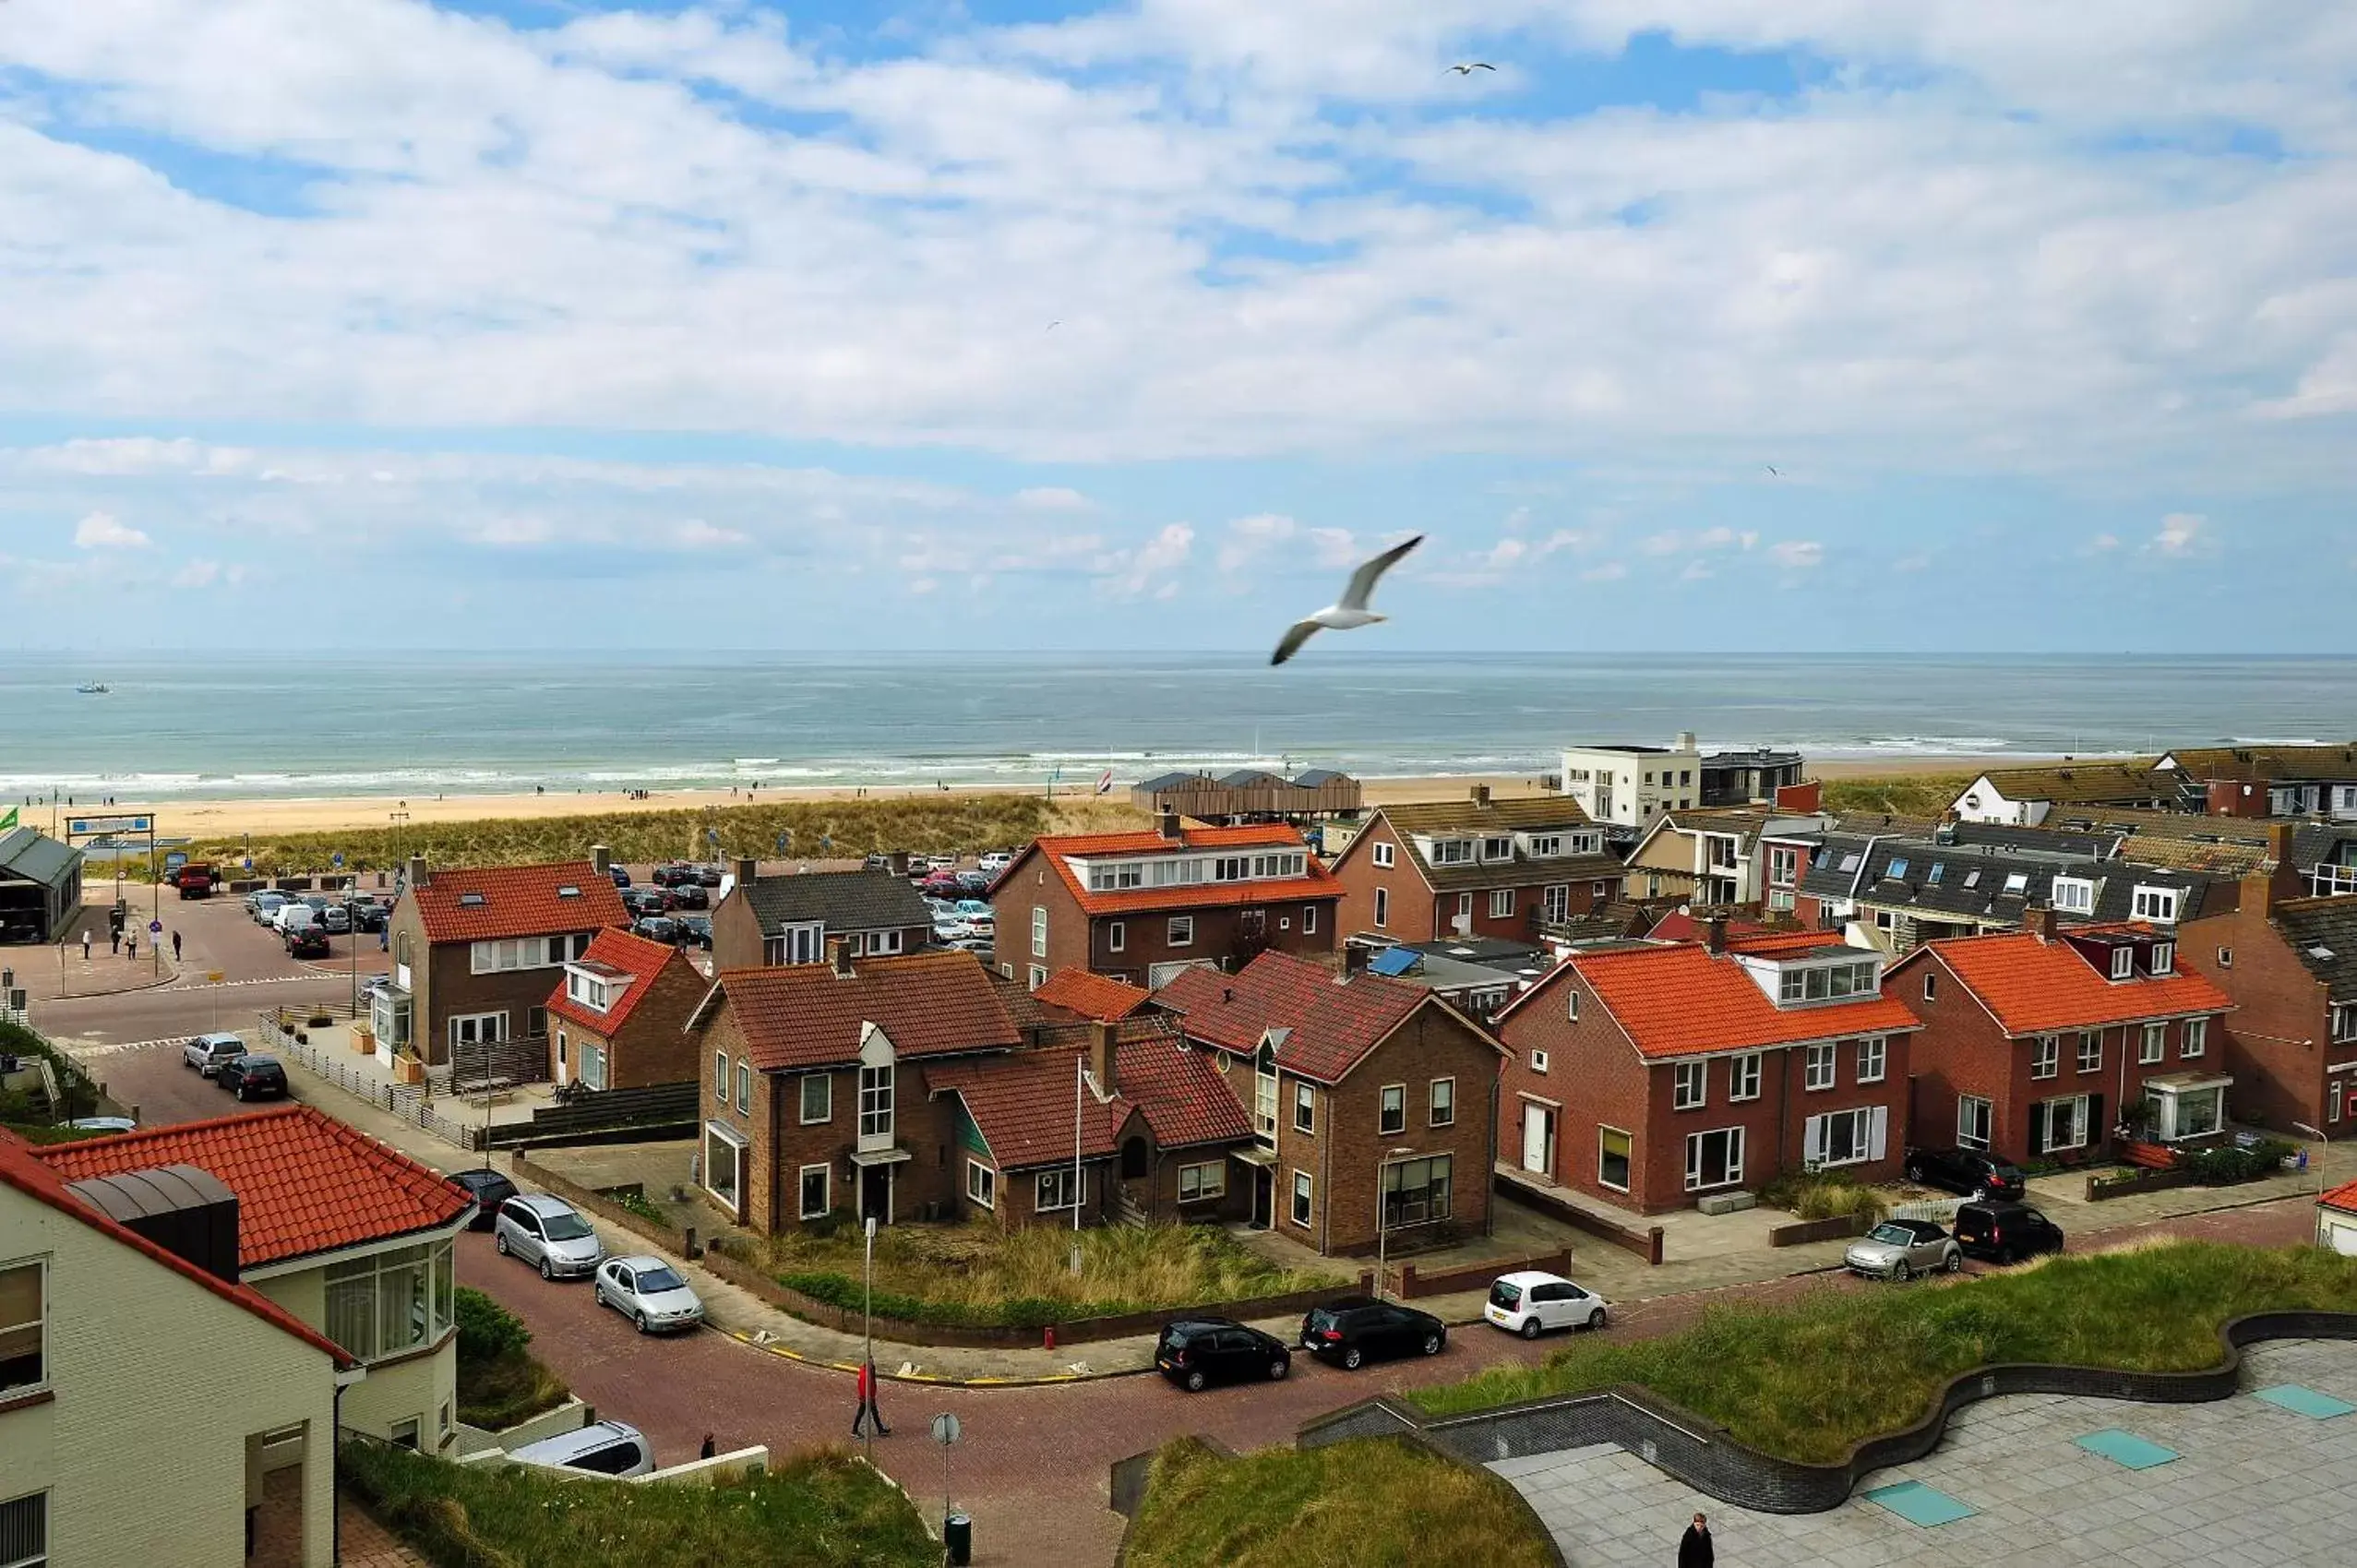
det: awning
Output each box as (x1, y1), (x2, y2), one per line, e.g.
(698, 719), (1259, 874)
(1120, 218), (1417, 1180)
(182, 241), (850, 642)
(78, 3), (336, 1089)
(848, 1146), (913, 1167)
(1230, 1144), (1279, 1167)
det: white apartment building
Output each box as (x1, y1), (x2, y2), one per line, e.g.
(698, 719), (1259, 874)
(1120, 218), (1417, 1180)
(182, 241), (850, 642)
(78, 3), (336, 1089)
(1559, 733), (1702, 828)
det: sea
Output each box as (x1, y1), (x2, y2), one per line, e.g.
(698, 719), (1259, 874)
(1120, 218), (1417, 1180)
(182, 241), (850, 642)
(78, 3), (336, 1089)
(4, 652), (2353, 803)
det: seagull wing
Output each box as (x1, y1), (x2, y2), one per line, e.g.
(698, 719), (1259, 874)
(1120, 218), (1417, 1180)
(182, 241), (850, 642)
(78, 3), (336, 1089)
(1271, 618), (1322, 666)
(1472, 61), (1496, 70)
(1449, 64), (1470, 73)
(1338, 534), (1423, 611)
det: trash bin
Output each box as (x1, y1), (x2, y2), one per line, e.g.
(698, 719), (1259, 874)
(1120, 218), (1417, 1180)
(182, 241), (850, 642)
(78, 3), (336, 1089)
(944, 1512), (972, 1566)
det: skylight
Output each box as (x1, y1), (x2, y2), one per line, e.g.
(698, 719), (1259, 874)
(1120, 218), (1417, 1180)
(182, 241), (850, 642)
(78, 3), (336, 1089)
(458, 892), (488, 907)
(1926, 863), (1945, 885)
(2002, 872), (2029, 894)
(1886, 857), (1910, 880)
(2313, 946), (2338, 962)
(1837, 853), (1861, 872)
(556, 885), (581, 898)
(1963, 869), (1981, 889)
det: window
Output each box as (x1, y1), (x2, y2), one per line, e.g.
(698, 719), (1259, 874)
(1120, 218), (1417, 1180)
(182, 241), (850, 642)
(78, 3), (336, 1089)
(2110, 947), (2134, 980)
(1804, 1043), (1837, 1091)
(799, 1165), (831, 1220)
(1372, 889), (1389, 928)
(1597, 1126), (1633, 1191)
(2218, 946), (2233, 969)
(2182, 1017), (2207, 1059)
(1027, 964), (1048, 990)
(1542, 884), (1570, 923)
(1807, 1106), (1884, 1168)
(714, 1051), (728, 1104)
(1528, 1048), (1549, 1074)
(1378, 1083), (1406, 1135)
(2141, 1023), (2166, 1064)
(1371, 842), (1395, 868)
(1107, 921), (1125, 954)
(1481, 835), (1514, 861)
(1566, 987), (1580, 1023)
(1767, 888), (1796, 913)
(1856, 1036), (1886, 1083)
(1030, 907), (1048, 958)
(2031, 1036), (2059, 1079)
(1382, 1154), (1454, 1227)
(526, 1005), (548, 1039)
(1672, 1060), (1706, 1109)
(1430, 1076), (1455, 1127)
(1293, 1080), (1316, 1134)
(578, 1042), (607, 1092)
(0, 1261), (44, 1399)
(2332, 1078), (2347, 1125)
(1254, 1045), (1279, 1141)
(1302, 905), (1318, 935)
(2003, 871), (2029, 894)
(800, 1073), (832, 1124)
(2151, 941), (2173, 975)
(1430, 838), (1473, 866)
(1036, 1168), (1085, 1213)
(1684, 1127), (1744, 1191)
(2076, 1031), (2101, 1073)
(859, 1064), (894, 1141)
(1167, 916), (1194, 947)
(1957, 1095), (1992, 1151)
(0, 1492), (42, 1568)
(323, 1240), (456, 1364)
(2052, 877), (2096, 915)
(1489, 889), (1515, 919)
(2132, 886), (2181, 924)
(1291, 1170), (1313, 1227)
(1729, 1052), (1762, 1101)
(2336, 1004), (2357, 1044)
(1529, 834), (1561, 857)
(2040, 1094), (2090, 1153)
(704, 1122), (742, 1210)
(1178, 1161), (1226, 1202)
(736, 1060), (752, 1115)
(1885, 857), (1910, 883)
(966, 1160), (996, 1210)
(1769, 845), (1799, 887)
(470, 937), (568, 974)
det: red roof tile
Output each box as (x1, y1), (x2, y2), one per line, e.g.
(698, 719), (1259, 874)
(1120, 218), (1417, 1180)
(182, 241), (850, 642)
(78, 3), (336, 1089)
(1908, 931), (2233, 1036)
(1153, 950), (1445, 1083)
(1517, 941), (1920, 1060)
(409, 860), (630, 945)
(545, 928), (694, 1037)
(1032, 968), (1153, 1022)
(999, 824), (1341, 916)
(927, 1026), (1251, 1170)
(0, 1131), (354, 1368)
(37, 1103), (473, 1268)
(1113, 1030), (1254, 1149)
(708, 949), (1023, 1072)
(2322, 1178), (2357, 1215)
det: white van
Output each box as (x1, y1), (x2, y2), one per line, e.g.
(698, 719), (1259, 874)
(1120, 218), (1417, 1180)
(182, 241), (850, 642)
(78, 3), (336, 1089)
(508, 1418), (653, 1478)
(273, 901), (317, 936)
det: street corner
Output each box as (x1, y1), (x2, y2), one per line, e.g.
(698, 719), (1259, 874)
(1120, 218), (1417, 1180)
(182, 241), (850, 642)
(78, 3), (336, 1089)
(724, 1328), (1127, 1388)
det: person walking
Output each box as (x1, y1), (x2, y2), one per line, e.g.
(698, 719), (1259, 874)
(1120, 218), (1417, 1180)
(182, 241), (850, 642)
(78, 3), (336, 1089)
(1679, 1512), (1713, 1568)
(80, 929), (91, 963)
(171, 929), (183, 963)
(851, 1358), (890, 1438)
(126, 931), (137, 961)
(699, 1433), (717, 1460)
(110, 927), (121, 955)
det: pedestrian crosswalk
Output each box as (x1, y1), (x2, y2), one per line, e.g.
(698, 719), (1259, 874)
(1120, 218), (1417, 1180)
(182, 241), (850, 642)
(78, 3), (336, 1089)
(63, 1035), (213, 1059)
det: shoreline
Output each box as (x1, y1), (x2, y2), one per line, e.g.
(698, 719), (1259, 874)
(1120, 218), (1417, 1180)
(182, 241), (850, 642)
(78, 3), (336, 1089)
(18, 755), (2010, 843)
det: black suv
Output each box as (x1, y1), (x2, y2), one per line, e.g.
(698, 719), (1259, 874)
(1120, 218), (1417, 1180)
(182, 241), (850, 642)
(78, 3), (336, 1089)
(449, 1168), (521, 1229)
(1904, 1146), (2028, 1200)
(1953, 1201), (2065, 1264)
(668, 881), (710, 911)
(1299, 1297), (1447, 1370)
(218, 1054), (290, 1101)
(1154, 1317), (1291, 1392)
(286, 926), (332, 959)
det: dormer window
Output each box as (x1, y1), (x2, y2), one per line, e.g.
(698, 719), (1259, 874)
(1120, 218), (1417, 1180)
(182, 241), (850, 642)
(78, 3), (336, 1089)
(1527, 834), (1561, 858)
(2151, 941), (2174, 976)
(1774, 957), (1880, 1005)
(2131, 886), (2180, 924)
(2110, 946), (2134, 980)
(1481, 835), (1514, 862)
(1430, 838), (1474, 866)
(2052, 877), (2097, 915)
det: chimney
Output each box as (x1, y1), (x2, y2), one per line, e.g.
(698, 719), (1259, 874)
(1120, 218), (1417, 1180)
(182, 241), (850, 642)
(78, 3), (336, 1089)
(890, 851), (911, 877)
(407, 854), (428, 889)
(1470, 783), (1491, 808)
(1089, 1019), (1119, 1096)
(592, 844), (611, 876)
(1344, 943), (1370, 976)
(1703, 916), (1728, 955)
(1157, 808), (1182, 842)
(1676, 730), (1698, 752)
(2244, 820), (2305, 914)
(2027, 904), (2058, 941)
(827, 935), (855, 977)
(735, 856), (758, 887)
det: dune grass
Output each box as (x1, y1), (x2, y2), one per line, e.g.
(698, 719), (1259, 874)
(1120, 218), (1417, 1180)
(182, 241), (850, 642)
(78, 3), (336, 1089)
(1123, 1436), (1557, 1568)
(1412, 1240), (2357, 1462)
(1816, 772), (1975, 819)
(340, 1437), (933, 1568)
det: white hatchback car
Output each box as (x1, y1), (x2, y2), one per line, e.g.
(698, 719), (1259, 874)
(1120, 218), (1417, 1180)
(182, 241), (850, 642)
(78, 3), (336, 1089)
(1484, 1271), (1609, 1339)
(593, 1254), (704, 1334)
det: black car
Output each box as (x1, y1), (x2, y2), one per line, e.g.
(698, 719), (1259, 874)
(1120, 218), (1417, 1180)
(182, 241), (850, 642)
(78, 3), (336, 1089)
(632, 916), (680, 944)
(625, 887), (676, 916)
(449, 1168), (521, 1229)
(218, 1054), (289, 1101)
(955, 869), (991, 896)
(1953, 1200), (2065, 1264)
(652, 862), (696, 887)
(668, 882), (710, 911)
(1904, 1146), (2028, 1201)
(287, 926), (332, 959)
(608, 864), (632, 888)
(694, 864), (723, 888)
(1154, 1317), (1291, 1392)
(343, 899), (389, 933)
(674, 915), (713, 949)
(1299, 1297), (1447, 1370)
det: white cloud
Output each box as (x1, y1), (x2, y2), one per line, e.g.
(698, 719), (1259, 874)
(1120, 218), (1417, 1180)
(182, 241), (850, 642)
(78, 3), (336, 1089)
(1767, 539), (1825, 569)
(1679, 558), (1714, 581)
(1307, 527), (1362, 568)
(1100, 521), (1194, 599)
(671, 520), (750, 550)
(1216, 512), (1297, 574)
(2088, 533), (2123, 553)
(2152, 512), (2207, 556)
(72, 511), (151, 549)
(171, 558), (221, 588)
(1015, 486), (1095, 512)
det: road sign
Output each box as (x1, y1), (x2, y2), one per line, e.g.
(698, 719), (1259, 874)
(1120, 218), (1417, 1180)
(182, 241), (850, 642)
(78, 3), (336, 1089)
(931, 1413), (961, 1445)
(66, 814), (153, 838)
(243, 856), (254, 870)
(148, 920), (162, 934)
(165, 851), (188, 870)
(333, 852), (345, 868)
(207, 970), (225, 984)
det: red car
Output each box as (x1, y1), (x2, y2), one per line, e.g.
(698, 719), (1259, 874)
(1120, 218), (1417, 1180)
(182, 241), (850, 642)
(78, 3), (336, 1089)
(922, 870), (963, 899)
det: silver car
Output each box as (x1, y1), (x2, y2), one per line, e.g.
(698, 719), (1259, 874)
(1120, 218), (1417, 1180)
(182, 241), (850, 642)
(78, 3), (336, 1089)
(593, 1254), (704, 1334)
(494, 1193), (604, 1280)
(181, 1031), (247, 1076)
(1845, 1218), (1962, 1281)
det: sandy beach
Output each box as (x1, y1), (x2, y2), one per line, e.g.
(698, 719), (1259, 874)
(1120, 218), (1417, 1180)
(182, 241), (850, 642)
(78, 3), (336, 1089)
(36, 755), (2015, 843)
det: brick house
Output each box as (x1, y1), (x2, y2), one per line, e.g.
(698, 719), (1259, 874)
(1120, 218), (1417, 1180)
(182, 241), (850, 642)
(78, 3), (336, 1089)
(1328, 788), (1623, 946)
(1152, 952), (1504, 1256)
(1030, 967), (1153, 1023)
(1494, 927), (1920, 1214)
(543, 928), (708, 1092)
(380, 856), (629, 1070)
(1886, 914), (2234, 1165)
(989, 817), (1338, 989)
(1623, 806), (1834, 908)
(709, 860), (934, 970)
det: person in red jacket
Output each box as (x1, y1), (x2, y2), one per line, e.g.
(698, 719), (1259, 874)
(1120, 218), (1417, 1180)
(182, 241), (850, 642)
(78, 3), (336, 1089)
(853, 1357), (891, 1438)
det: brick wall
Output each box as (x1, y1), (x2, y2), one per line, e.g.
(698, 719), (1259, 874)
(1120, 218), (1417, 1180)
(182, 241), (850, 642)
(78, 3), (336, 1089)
(1898, 951), (2027, 1162)
(1089, 901), (1337, 984)
(2181, 901), (2338, 1133)
(709, 887), (764, 972)
(1498, 967), (1651, 1204)
(1309, 1005), (1499, 1254)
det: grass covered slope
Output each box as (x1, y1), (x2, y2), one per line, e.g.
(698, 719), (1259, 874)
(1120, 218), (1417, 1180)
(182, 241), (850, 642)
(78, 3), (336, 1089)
(1123, 1436), (1557, 1568)
(341, 1439), (935, 1568)
(1413, 1240), (2357, 1462)
(453, 1287), (571, 1430)
(1816, 772), (1974, 818)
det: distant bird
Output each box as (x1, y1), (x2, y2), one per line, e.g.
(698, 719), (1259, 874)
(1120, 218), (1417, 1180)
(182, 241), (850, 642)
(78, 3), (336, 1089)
(1764, 464), (1782, 477)
(1271, 535), (1423, 666)
(1046, 320), (1060, 331)
(1449, 62), (1497, 75)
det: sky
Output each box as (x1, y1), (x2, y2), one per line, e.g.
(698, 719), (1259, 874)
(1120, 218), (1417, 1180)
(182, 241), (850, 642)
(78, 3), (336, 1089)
(2, 1), (2355, 653)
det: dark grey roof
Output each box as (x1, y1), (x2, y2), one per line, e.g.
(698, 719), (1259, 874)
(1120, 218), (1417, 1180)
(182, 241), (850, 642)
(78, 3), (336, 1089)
(739, 869), (932, 935)
(0, 827), (80, 886)
(1801, 832), (2219, 926)
(2276, 899), (2357, 999)
(1701, 748), (1802, 768)
(1398, 936), (1549, 967)
(1136, 771), (1207, 793)
(1290, 768), (1350, 786)
(1217, 769), (1288, 788)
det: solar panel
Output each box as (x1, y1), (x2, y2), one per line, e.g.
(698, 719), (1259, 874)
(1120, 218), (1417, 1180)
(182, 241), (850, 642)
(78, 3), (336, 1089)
(1367, 947), (1421, 976)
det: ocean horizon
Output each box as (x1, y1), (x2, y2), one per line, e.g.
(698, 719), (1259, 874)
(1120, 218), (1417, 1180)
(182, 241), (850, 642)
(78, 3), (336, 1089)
(5, 651), (2352, 803)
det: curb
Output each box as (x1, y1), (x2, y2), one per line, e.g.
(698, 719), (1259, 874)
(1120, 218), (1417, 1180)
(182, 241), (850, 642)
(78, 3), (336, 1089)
(36, 963), (185, 1002)
(723, 1328), (1153, 1387)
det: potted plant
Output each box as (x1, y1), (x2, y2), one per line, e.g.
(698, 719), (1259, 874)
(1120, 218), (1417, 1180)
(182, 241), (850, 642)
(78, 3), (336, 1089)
(352, 1025), (376, 1054)
(392, 1053), (425, 1085)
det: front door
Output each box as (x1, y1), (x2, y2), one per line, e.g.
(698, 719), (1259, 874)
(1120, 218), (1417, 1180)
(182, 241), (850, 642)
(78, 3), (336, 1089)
(1250, 1167), (1274, 1228)
(858, 1163), (893, 1226)
(1523, 1104), (1556, 1176)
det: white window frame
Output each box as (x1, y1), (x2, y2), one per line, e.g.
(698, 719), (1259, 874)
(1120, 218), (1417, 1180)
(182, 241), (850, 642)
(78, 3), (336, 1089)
(1671, 1060), (1706, 1110)
(1956, 1095), (1992, 1152)
(1302, 905), (1318, 935)
(2052, 877), (2096, 915)
(1729, 1052), (1762, 1102)
(1167, 916), (1194, 947)
(1253, 1046), (1279, 1142)
(1528, 1047), (1549, 1074)
(859, 1063), (894, 1142)
(2132, 886), (2181, 924)
(1597, 1125), (1633, 1191)
(799, 1073), (832, 1125)
(1542, 884), (1570, 924)
(1378, 1082), (1406, 1135)
(2042, 1094), (2091, 1154)
(1922, 971), (1938, 1002)
(2335, 1003), (2357, 1044)
(1177, 1160), (1226, 1203)
(1035, 1168), (1086, 1213)
(1566, 987), (1579, 1023)
(966, 1159), (995, 1210)
(1030, 906), (1048, 958)
(2150, 940), (2173, 975)
(703, 1120), (744, 1211)
(1430, 838), (1474, 866)
(321, 1239), (457, 1366)
(736, 1060), (752, 1115)
(1808, 1106), (1883, 1169)
(713, 1050), (728, 1105)
(1107, 920), (1125, 954)
(1429, 1076), (1455, 1128)
(1486, 888), (1514, 919)
(798, 1164), (831, 1221)
(1804, 1042), (1837, 1092)
(2030, 1035), (2059, 1079)
(2076, 1030), (2102, 1073)
(1290, 1169), (1313, 1228)
(1293, 1079), (1316, 1135)
(1371, 842), (1395, 868)
(0, 1258), (47, 1402)
(2182, 1017), (2207, 1059)
(1768, 844), (1799, 887)
(2332, 1078), (2347, 1124)
(1683, 1126), (1745, 1191)
(2141, 1023), (2166, 1064)
(2111, 947), (2134, 980)
(1372, 888), (1388, 928)
(1027, 964), (1048, 990)
(1856, 1035), (1886, 1084)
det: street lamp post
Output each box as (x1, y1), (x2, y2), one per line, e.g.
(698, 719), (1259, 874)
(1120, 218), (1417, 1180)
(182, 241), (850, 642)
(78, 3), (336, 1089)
(862, 1215), (878, 1458)
(1373, 1144), (1414, 1302)
(2295, 1121), (2330, 1241)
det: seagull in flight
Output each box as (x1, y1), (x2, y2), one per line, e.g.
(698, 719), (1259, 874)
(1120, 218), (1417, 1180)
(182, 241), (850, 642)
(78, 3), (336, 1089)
(1271, 535), (1422, 666)
(1764, 464), (1782, 477)
(1449, 62), (1498, 75)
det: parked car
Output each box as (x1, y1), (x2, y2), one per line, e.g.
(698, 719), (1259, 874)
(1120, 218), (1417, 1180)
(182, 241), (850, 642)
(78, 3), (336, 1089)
(1953, 1200), (2065, 1264)
(218, 1054), (290, 1100)
(301, 894), (331, 916)
(652, 861), (697, 887)
(173, 863), (218, 899)
(608, 864), (632, 888)
(593, 1255), (705, 1334)
(694, 864), (723, 888)
(1483, 1271), (1609, 1338)
(674, 915), (712, 949)
(1904, 1146), (2028, 1201)
(921, 871), (963, 899)
(247, 891), (288, 924)
(494, 1194), (604, 1279)
(1844, 1218), (1962, 1281)
(976, 851), (1012, 877)
(449, 1168), (520, 1229)
(1299, 1297), (1447, 1369)
(286, 926), (331, 959)
(927, 854), (958, 873)
(951, 899), (993, 924)
(863, 853), (893, 872)
(344, 899), (389, 933)
(625, 887), (676, 915)
(182, 1032), (248, 1076)
(631, 916), (681, 944)
(318, 904), (352, 935)
(272, 902), (318, 937)
(932, 916), (975, 943)
(955, 869), (991, 896)
(510, 1418), (653, 1478)
(667, 881), (709, 911)
(63, 1116), (138, 1133)
(1154, 1317), (1291, 1392)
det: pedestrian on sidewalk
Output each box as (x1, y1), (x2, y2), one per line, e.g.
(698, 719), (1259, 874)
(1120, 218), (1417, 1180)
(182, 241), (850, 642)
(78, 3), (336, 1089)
(699, 1433), (717, 1460)
(851, 1358), (890, 1438)
(171, 930), (183, 963)
(81, 930), (91, 962)
(110, 928), (121, 955)
(126, 932), (138, 961)
(1679, 1512), (1713, 1568)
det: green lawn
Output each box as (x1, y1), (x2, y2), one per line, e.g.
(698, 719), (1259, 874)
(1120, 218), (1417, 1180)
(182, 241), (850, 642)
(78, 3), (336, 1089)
(340, 1438), (935, 1568)
(1122, 1436), (1557, 1568)
(1412, 1240), (2357, 1462)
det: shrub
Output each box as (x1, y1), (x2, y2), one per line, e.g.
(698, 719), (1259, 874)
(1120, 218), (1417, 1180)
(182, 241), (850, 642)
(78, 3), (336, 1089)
(2182, 1139), (2294, 1186)
(454, 1287), (532, 1365)
(1760, 1172), (1888, 1224)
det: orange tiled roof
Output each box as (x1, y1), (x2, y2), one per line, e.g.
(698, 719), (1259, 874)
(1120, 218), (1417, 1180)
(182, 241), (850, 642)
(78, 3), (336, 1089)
(707, 949), (1022, 1072)
(1032, 967), (1153, 1022)
(0, 1131), (355, 1368)
(545, 928), (692, 1036)
(1154, 950), (1447, 1083)
(2321, 1178), (2357, 1215)
(1914, 931), (2233, 1036)
(999, 824), (1341, 916)
(1529, 941), (1920, 1060)
(409, 860), (630, 944)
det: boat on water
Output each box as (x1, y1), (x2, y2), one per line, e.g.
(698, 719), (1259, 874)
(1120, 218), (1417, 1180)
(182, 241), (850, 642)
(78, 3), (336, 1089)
(75, 682), (109, 694)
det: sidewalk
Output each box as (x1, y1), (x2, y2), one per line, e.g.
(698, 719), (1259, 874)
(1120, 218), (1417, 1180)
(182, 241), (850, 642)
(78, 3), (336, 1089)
(12, 935), (181, 1001)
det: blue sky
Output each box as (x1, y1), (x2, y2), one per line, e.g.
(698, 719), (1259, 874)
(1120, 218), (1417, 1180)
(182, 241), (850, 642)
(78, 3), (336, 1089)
(2, 1), (2354, 652)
